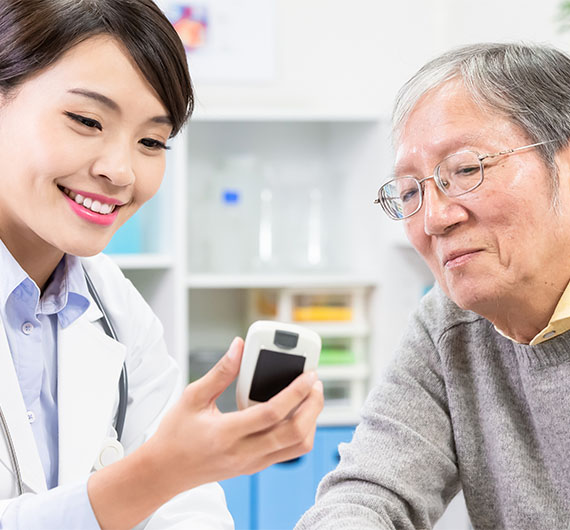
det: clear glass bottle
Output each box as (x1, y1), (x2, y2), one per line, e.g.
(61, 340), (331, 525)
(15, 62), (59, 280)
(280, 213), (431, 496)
(209, 154), (260, 273)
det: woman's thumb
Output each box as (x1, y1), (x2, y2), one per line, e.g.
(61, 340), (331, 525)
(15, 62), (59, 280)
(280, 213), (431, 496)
(191, 337), (244, 405)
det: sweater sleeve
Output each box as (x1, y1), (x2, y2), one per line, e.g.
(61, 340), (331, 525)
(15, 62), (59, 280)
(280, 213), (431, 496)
(296, 300), (460, 530)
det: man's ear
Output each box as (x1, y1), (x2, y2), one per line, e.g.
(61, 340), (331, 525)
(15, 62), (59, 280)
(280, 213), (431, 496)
(553, 140), (570, 198)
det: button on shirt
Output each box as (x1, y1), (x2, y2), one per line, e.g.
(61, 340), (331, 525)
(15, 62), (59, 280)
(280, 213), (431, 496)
(0, 239), (100, 529)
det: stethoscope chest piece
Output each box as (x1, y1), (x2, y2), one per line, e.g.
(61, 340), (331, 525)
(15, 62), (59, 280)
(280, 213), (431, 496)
(94, 437), (124, 470)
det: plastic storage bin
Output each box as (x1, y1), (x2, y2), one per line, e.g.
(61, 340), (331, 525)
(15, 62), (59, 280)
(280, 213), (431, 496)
(293, 293), (353, 322)
(104, 212), (143, 254)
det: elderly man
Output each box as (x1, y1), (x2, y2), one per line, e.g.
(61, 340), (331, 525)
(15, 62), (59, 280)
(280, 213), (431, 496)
(296, 42), (570, 529)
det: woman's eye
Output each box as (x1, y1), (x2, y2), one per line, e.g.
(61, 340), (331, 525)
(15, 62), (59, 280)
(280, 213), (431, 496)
(140, 138), (170, 151)
(65, 112), (102, 131)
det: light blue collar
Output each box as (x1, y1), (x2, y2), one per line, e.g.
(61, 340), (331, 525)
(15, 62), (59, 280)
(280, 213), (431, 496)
(0, 239), (90, 329)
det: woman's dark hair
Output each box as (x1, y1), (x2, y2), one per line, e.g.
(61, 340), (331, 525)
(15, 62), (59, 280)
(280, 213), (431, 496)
(0, 0), (193, 136)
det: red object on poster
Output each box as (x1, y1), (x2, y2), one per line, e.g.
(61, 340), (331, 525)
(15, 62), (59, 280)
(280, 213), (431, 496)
(170, 5), (208, 51)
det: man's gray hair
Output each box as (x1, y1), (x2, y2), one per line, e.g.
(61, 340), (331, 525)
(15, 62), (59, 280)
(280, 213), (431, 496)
(392, 42), (570, 204)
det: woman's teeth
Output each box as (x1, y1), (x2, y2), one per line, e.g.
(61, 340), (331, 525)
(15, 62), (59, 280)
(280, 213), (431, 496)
(61, 187), (116, 215)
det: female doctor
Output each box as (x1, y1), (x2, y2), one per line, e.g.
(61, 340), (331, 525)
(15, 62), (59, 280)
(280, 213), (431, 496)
(0, 0), (324, 529)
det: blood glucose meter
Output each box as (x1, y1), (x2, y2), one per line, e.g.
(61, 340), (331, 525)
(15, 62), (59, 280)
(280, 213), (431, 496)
(236, 320), (321, 410)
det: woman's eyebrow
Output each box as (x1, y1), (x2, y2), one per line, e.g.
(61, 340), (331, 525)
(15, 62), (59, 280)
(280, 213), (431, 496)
(68, 88), (119, 111)
(67, 88), (172, 126)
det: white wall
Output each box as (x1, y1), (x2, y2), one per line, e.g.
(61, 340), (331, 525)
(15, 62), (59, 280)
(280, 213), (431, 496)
(191, 0), (570, 118)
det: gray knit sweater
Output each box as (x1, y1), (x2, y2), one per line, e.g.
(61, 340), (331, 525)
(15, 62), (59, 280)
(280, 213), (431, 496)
(296, 285), (570, 530)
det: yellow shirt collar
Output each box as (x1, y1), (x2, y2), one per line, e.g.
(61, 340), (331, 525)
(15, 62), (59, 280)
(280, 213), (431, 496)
(529, 282), (570, 345)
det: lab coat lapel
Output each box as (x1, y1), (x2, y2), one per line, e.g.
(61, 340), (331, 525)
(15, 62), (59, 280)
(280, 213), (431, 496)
(58, 301), (126, 485)
(0, 319), (47, 493)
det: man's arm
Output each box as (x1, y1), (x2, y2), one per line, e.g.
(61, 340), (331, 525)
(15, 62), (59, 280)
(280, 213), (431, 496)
(296, 296), (460, 529)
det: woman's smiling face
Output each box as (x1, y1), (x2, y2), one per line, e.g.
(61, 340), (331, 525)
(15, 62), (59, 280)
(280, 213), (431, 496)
(0, 35), (172, 264)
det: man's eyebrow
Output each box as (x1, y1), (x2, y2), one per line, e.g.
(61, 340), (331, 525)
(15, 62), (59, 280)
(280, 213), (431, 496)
(394, 133), (487, 176)
(67, 88), (173, 127)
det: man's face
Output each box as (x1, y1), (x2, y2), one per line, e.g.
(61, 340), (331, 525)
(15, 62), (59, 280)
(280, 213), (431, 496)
(395, 81), (570, 319)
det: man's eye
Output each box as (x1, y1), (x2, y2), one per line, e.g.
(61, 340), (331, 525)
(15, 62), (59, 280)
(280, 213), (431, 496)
(400, 188), (418, 203)
(140, 138), (170, 150)
(65, 112), (102, 131)
(454, 165), (480, 177)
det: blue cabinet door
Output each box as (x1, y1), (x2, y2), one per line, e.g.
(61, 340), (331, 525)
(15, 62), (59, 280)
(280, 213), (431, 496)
(222, 426), (357, 529)
(220, 474), (252, 530)
(314, 426), (355, 487)
(256, 452), (316, 530)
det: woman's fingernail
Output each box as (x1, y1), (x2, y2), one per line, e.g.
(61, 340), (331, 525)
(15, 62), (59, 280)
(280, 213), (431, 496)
(308, 371), (318, 383)
(313, 380), (323, 392)
(228, 337), (240, 359)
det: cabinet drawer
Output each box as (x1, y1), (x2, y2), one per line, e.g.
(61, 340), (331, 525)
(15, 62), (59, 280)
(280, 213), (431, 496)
(256, 452), (316, 530)
(220, 474), (252, 530)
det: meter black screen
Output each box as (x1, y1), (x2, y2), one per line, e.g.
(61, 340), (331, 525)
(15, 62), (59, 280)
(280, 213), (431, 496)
(249, 349), (306, 402)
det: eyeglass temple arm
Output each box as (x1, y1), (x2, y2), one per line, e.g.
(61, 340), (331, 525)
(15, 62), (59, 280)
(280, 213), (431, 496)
(483, 140), (555, 160)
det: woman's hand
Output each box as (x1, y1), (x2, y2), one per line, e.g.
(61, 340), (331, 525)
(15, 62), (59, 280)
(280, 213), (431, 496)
(145, 336), (324, 497)
(88, 337), (324, 530)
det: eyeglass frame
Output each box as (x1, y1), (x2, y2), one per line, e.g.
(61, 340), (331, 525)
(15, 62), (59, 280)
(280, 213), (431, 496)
(375, 140), (554, 220)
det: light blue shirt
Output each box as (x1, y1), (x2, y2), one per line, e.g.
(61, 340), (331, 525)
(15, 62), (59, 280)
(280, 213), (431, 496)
(0, 239), (100, 529)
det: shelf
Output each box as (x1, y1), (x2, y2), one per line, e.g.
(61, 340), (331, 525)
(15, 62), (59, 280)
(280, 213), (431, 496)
(317, 408), (361, 426)
(108, 253), (174, 270)
(186, 273), (377, 289)
(318, 364), (369, 381)
(190, 108), (382, 123)
(304, 323), (370, 338)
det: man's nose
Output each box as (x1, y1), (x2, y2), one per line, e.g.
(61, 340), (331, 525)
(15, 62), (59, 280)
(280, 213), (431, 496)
(422, 179), (468, 236)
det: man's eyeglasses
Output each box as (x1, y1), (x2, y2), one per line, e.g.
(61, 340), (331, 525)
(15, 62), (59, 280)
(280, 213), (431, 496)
(375, 141), (553, 220)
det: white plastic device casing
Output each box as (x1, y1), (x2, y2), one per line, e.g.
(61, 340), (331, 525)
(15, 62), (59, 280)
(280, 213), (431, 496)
(236, 320), (321, 409)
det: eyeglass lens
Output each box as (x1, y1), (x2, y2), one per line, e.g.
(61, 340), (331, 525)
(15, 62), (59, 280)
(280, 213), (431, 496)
(380, 151), (483, 219)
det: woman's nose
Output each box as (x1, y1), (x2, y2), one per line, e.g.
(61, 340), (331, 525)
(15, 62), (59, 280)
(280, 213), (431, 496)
(422, 180), (468, 236)
(91, 142), (135, 187)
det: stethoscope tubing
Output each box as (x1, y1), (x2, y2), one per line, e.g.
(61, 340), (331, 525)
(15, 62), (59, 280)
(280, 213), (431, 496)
(0, 406), (23, 496)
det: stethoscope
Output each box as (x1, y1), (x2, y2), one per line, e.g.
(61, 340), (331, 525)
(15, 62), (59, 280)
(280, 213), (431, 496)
(0, 269), (128, 495)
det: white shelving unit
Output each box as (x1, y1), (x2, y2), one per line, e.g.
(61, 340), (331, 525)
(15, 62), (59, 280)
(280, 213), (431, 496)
(177, 115), (386, 422)
(106, 113), (433, 426)
(110, 115), (390, 410)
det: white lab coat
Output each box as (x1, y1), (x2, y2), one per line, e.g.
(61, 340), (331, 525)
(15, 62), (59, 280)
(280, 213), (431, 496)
(0, 253), (234, 529)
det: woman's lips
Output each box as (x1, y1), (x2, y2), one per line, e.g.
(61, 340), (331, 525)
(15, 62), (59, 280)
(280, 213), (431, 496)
(59, 186), (121, 226)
